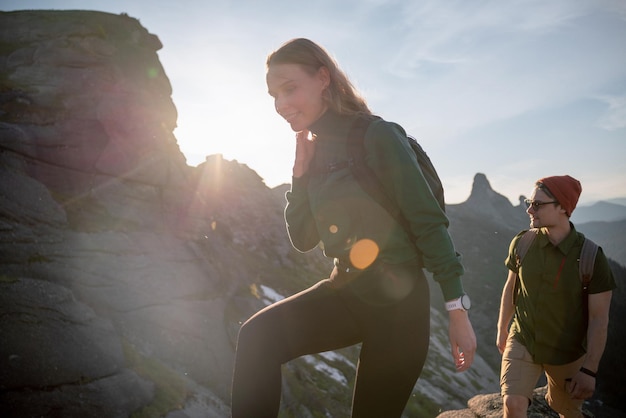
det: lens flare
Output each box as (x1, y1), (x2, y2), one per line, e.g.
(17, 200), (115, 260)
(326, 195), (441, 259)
(349, 238), (379, 270)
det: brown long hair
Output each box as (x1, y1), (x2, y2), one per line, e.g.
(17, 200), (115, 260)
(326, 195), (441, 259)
(266, 38), (371, 116)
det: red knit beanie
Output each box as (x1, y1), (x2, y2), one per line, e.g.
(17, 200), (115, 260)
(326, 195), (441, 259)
(537, 175), (582, 217)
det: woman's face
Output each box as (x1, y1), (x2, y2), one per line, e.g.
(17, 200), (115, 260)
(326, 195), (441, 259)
(267, 63), (329, 132)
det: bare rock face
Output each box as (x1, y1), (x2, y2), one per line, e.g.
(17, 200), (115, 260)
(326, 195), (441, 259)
(0, 278), (154, 417)
(1, 278), (124, 388)
(0, 9), (329, 418)
(0, 10), (182, 192)
(0, 10), (238, 417)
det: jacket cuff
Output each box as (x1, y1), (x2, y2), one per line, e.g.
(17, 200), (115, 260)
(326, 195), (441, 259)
(439, 277), (464, 302)
(291, 175), (310, 191)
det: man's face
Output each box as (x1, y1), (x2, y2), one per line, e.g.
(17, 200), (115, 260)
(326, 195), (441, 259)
(526, 188), (562, 229)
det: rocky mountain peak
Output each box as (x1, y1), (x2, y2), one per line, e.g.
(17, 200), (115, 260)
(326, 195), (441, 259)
(466, 173), (509, 206)
(469, 172), (493, 195)
(449, 173), (528, 232)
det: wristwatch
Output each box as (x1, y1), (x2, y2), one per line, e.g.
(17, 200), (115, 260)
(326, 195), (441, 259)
(445, 294), (471, 312)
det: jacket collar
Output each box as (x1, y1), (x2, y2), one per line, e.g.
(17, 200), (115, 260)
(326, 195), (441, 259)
(308, 110), (353, 139)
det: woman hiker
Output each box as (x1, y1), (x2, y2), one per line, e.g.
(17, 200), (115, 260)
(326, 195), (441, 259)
(231, 38), (476, 418)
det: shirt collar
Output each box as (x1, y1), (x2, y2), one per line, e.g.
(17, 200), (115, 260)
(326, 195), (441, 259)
(537, 223), (579, 255)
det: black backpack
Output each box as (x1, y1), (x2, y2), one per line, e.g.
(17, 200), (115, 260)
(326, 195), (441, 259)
(344, 115), (445, 240)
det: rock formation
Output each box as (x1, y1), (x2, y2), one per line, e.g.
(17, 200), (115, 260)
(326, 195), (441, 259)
(0, 10), (284, 417)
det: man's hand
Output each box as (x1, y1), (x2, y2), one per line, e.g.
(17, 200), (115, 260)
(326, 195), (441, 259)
(567, 371), (596, 400)
(496, 328), (509, 355)
(448, 309), (476, 372)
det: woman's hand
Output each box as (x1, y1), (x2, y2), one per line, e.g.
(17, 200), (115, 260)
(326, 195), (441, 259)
(448, 310), (477, 372)
(292, 130), (316, 178)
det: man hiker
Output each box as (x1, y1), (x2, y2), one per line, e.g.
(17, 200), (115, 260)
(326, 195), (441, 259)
(496, 175), (615, 418)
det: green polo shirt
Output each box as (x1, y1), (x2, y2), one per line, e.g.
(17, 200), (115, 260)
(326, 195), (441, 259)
(285, 110), (465, 301)
(505, 225), (616, 364)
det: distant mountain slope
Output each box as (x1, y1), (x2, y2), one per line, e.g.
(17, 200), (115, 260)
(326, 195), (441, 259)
(577, 219), (626, 267)
(606, 197), (626, 206)
(571, 201), (626, 224)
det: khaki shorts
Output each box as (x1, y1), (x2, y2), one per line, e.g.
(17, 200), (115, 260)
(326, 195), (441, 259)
(500, 335), (585, 417)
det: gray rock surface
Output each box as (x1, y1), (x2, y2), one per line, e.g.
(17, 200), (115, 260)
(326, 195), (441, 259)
(0, 9), (238, 417)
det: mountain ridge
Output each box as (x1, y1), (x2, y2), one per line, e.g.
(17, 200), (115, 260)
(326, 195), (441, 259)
(571, 200), (626, 223)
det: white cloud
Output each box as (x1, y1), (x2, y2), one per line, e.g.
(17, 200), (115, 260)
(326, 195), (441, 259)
(596, 94), (626, 131)
(363, 0), (626, 140)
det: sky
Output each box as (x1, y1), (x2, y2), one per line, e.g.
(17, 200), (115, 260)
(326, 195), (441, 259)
(3, 0), (626, 205)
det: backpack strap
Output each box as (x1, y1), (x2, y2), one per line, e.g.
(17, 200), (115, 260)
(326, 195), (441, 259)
(579, 238), (599, 324)
(515, 229), (538, 269)
(346, 115), (412, 236)
(579, 238), (598, 286)
(513, 229), (538, 305)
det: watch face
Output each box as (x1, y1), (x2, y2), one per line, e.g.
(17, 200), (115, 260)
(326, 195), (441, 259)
(461, 294), (471, 310)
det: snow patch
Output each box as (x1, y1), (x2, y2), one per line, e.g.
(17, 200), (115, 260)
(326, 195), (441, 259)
(260, 285), (284, 305)
(319, 350), (356, 368)
(303, 355), (348, 385)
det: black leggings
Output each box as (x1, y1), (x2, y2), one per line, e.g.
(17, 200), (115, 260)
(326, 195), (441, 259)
(231, 260), (430, 418)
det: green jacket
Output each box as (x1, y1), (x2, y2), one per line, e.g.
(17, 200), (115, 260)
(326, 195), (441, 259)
(285, 110), (464, 301)
(505, 225), (616, 364)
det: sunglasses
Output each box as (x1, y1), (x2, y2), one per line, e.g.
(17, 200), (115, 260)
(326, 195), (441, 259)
(524, 199), (558, 210)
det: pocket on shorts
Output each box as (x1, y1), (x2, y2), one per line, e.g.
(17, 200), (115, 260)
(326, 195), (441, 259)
(503, 335), (526, 359)
(501, 335), (527, 382)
